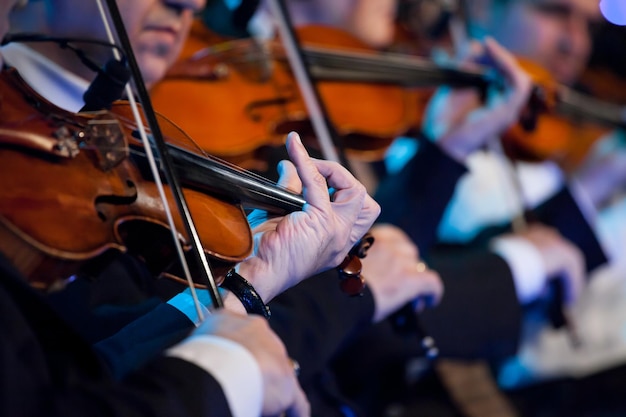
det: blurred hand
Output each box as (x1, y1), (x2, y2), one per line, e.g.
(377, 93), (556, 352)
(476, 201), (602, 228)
(240, 132), (380, 302)
(518, 224), (586, 304)
(423, 38), (534, 162)
(362, 224), (443, 323)
(195, 312), (310, 417)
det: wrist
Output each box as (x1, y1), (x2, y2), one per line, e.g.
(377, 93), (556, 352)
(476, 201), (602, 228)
(222, 290), (247, 315)
(221, 269), (271, 319)
(236, 257), (278, 302)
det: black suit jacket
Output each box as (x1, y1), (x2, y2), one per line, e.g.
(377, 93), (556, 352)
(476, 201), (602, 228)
(0, 253), (233, 417)
(373, 138), (524, 360)
(331, 139), (609, 416)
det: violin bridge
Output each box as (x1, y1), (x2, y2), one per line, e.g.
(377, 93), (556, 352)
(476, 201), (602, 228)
(79, 114), (129, 171)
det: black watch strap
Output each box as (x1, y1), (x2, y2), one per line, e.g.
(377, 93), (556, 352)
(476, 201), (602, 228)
(221, 269), (271, 319)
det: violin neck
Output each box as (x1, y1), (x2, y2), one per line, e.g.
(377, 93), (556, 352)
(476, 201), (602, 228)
(133, 144), (306, 214)
(303, 46), (489, 90)
(557, 87), (626, 130)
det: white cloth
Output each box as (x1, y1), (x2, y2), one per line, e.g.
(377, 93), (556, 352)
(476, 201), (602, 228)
(1, 43), (89, 112)
(437, 150), (565, 243)
(490, 235), (547, 304)
(432, 145), (626, 385)
(500, 260), (626, 387)
(167, 335), (264, 417)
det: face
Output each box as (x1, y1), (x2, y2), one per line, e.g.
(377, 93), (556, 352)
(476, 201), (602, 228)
(346, 0), (397, 48)
(45, 0), (205, 86)
(488, 0), (601, 85)
(117, 0), (205, 86)
(293, 0), (397, 48)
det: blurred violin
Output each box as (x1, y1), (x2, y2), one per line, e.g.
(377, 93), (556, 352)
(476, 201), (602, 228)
(153, 21), (626, 173)
(394, 0), (626, 171)
(501, 72), (626, 171)
(151, 22), (488, 166)
(0, 67), (304, 291)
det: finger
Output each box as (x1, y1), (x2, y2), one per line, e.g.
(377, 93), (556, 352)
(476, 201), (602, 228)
(313, 158), (380, 225)
(484, 37), (520, 81)
(285, 132), (333, 210)
(284, 384), (310, 417)
(484, 37), (532, 96)
(311, 158), (379, 240)
(276, 160), (302, 194)
(415, 270), (445, 306)
(312, 159), (379, 223)
(310, 158), (363, 195)
(458, 39), (485, 67)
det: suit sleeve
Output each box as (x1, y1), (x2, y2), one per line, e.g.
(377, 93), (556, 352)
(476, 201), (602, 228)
(94, 303), (194, 379)
(375, 137), (467, 256)
(531, 186), (608, 272)
(423, 246), (522, 361)
(471, 185), (608, 274)
(0, 255), (234, 417)
(269, 269), (376, 383)
(45, 357), (234, 417)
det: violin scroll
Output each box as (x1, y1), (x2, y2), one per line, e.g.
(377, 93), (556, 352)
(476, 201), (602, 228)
(337, 232), (374, 296)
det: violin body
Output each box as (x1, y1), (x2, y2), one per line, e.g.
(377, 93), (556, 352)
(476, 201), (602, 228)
(152, 22), (302, 171)
(0, 69), (252, 290)
(151, 22), (425, 166)
(498, 60), (617, 170)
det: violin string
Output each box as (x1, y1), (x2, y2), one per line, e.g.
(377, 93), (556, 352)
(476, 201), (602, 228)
(113, 109), (301, 196)
(557, 86), (626, 129)
(267, 0), (342, 164)
(94, 0), (207, 319)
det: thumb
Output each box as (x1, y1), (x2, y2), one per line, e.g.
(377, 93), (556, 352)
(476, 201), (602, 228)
(277, 159), (302, 194)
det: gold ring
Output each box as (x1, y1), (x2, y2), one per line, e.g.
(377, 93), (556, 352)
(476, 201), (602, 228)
(290, 358), (300, 377)
(416, 261), (427, 273)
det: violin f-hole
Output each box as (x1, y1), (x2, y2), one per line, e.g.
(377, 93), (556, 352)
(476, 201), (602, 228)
(245, 92), (298, 122)
(94, 179), (138, 222)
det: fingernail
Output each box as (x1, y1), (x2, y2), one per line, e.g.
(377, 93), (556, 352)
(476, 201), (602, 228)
(289, 131), (302, 145)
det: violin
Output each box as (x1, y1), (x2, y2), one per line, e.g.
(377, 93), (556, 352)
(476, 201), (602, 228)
(152, 21), (626, 173)
(150, 22), (481, 166)
(0, 67), (304, 291)
(394, 0), (626, 171)
(500, 78), (624, 172)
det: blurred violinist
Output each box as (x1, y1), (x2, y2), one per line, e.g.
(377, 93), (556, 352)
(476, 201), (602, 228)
(371, 0), (626, 415)
(181, 1), (592, 416)
(1, 0), (382, 416)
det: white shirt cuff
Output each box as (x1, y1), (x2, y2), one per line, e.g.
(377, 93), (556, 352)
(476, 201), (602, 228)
(491, 236), (547, 303)
(166, 335), (263, 417)
(167, 290), (213, 326)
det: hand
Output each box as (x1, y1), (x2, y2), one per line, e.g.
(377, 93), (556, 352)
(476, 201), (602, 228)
(518, 224), (586, 304)
(240, 132), (380, 302)
(423, 38), (533, 162)
(362, 224), (443, 323)
(195, 312), (310, 417)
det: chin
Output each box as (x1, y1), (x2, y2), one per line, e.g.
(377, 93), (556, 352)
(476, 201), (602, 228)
(138, 57), (169, 89)
(553, 66), (581, 86)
